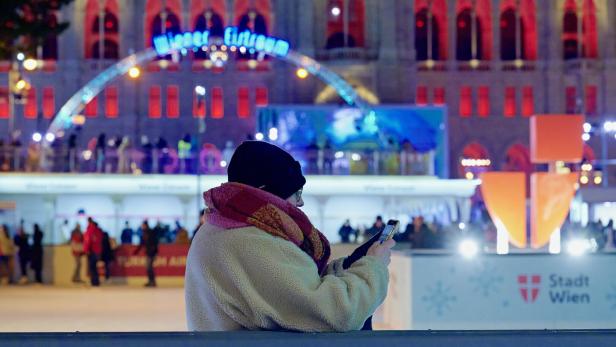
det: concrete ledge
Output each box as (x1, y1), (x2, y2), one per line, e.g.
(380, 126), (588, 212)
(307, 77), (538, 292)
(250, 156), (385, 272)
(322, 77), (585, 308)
(1, 330), (615, 347)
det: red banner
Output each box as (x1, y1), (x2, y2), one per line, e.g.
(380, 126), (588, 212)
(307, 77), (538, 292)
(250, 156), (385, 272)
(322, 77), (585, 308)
(110, 244), (189, 277)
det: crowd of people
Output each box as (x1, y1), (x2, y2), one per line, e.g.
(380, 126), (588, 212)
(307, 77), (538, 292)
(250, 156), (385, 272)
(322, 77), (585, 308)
(339, 215), (616, 252)
(0, 217), (193, 287)
(0, 131), (236, 175)
(0, 222), (44, 285)
(0, 131), (435, 176)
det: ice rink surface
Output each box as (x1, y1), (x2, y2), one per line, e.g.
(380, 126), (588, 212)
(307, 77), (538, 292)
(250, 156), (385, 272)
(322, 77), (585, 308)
(0, 286), (186, 332)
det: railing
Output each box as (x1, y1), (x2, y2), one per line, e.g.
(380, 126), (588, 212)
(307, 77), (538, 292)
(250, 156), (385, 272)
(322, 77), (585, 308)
(315, 48), (377, 61)
(0, 146), (436, 177)
(1, 330), (615, 347)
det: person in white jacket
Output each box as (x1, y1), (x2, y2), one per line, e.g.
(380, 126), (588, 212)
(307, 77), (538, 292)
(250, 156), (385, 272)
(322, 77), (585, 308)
(185, 141), (394, 332)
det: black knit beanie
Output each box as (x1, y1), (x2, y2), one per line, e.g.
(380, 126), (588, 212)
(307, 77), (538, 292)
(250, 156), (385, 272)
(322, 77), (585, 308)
(227, 141), (306, 200)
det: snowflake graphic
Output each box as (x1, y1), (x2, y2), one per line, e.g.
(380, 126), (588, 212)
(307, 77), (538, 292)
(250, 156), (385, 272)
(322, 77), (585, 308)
(469, 261), (504, 298)
(422, 281), (457, 316)
(607, 284), (616, 310)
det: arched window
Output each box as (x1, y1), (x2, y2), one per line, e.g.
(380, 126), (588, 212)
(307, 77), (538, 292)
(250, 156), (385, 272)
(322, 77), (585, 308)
(235, 0), (271, 59)
(415, 0), (447, 61)
(563, 0), (597, 60)
(42, 14), (59, 60)
(415, 9), (440, 60)
(500, 9), (519, 60)
(499, 0), (536, 61)
(456, 9), (481, 60)
(85, 0), (119, 59)
(191, 0), (225, 60)
(456, 0), (491, 61)
(459, 142), (491, 178)
(145, 0), (182, 48)
(563, 3), (578, 59)
(326, 0), (365, 49)
(503, 144), (532, 173)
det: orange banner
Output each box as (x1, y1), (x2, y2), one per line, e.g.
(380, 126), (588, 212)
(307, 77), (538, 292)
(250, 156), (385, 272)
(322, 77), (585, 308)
(530, 173), (579, 248)
(480, 172), (527, 248)
(530, 115), (584, 163)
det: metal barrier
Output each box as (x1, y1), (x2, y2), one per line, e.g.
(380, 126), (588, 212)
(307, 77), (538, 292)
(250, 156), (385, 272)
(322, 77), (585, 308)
(1, 330), (615, 347)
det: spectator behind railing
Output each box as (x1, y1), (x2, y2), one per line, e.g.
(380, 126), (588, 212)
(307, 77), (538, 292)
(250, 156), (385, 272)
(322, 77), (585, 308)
(1, 133), (439, 176)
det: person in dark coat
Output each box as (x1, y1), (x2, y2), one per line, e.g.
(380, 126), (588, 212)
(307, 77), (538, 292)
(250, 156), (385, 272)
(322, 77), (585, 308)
(365, 216), (385, 238)
(134, 220), (159, 287)
(120, 221), (134, 245)
(13, 223), (30, 283)
(30, 224), (44, 283)
(338, 219), (357, 243)
(101, 231), (115, 281)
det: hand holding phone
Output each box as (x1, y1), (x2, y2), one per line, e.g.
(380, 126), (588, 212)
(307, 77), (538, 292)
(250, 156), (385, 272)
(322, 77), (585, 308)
(377, 220), (400, 244)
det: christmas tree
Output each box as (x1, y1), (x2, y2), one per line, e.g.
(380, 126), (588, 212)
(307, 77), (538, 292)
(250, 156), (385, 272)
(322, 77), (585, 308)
(0, 0), (74, 60)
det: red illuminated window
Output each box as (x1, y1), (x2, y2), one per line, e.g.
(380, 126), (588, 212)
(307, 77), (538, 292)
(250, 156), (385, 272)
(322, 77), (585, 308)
(237, 87), (250, 118)
(24, 87), (37, 119)
(211, 87), (223, 119)
(565, 86), (576, 114)
(255, 87), (268, 106)
(193, 91), (206, 118)
(504, 87), (516, 118)
(459, 86), (472, 117)
(585, 85), (597, 116)
(42, 87), (55, 119)
(148, 85), (161, 118)
(166, 85), (179, 118)
(0, 87), (8, 119)
(105, 87), (118, 118)
(478, 86), (490, 117)
(85, 95), (98, 118)
(416, 86), (428, 105)
(433, 87), (445, 105)
(522, 86), (534, 117)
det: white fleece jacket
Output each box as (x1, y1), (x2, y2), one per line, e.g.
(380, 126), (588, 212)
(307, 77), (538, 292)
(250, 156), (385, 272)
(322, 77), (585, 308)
(185, 222), (389, 332)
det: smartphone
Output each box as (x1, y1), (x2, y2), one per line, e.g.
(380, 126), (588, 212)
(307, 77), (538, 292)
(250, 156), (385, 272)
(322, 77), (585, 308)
(377, 219), (400, 244)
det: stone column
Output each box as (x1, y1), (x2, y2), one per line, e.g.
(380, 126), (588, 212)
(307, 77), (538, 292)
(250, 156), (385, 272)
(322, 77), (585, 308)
(492, 0), (501, 67)
(447, 0), (457, 67)
(377, 0), (398, 61)
(296, 0), (316, 57)
(180, 195), (193, 230)
(43, 196), (57, 245)
(111, 195), (124, 239)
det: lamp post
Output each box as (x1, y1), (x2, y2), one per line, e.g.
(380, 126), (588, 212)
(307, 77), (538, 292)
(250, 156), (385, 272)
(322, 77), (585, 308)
(195, 85), (207, 218)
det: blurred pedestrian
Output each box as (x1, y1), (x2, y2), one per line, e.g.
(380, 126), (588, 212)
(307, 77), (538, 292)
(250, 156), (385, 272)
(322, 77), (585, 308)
(117, 136), (131, 174)
(31, 224), (44, 284)
(133, 220), (159, 287)
(338, 219), (356, 243)
(101, 231), (115, 282)
(13, 222), (30, 284)
(192, 209), (206, 240)
(67, 133), (78, 172)
(25, 142), (41, 172)
(365, 216), (385, 238)
(70, 223), (85, 283)
(83, 218), (103, 286)
(120, 221), (134, 245)
(95, 133), (106, 173)
(178, 134), (192, 173)
(0, 225), (16, 284)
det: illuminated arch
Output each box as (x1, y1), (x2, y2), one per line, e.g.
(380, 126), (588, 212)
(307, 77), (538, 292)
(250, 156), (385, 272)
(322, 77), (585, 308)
(145, 0), (182, 49)
(315, 80), (380, 105)
(503, 143), (532, 173)
(458, 142), (491, 177)
(47, 35), (370, 138)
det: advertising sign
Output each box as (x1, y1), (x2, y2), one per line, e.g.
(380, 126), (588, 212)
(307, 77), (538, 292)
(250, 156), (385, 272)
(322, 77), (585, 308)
(110, 245), (189, 277)
(406, 254), (616, 329)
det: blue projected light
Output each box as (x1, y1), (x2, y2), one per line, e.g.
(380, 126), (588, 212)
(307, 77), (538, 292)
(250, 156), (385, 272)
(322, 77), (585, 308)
(152, 26), (290, 58)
